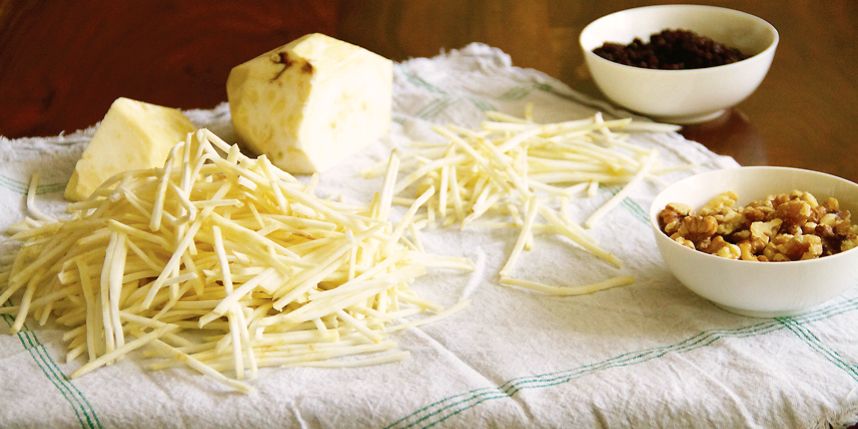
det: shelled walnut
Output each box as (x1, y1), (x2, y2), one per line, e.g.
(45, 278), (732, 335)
(658, 191), (858, 261)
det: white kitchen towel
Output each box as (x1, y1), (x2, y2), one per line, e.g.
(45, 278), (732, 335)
(1, 43), (857, 429)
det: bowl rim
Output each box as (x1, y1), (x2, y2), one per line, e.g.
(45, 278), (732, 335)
(649, 166), (858, 266)
(579, 4), (780, 74)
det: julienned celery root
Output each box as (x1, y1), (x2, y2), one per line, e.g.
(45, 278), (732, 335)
(362, 109), (688, 293)
(1, 129), (471, 392)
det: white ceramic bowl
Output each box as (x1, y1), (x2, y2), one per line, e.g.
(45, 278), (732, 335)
(580, 5), (778, 124)
(649, 167), (858, 317)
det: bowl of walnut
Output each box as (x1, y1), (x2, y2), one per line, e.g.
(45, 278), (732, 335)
(649, 167), (858, 317)
(580, 5), (778, 124)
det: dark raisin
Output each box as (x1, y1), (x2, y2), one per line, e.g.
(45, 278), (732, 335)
(593, 29), (748, 70)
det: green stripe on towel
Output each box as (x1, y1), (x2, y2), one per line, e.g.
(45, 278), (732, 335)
(2, 306), (102, 429)
(603, 185), (651, 225)
(0, 175), (28, 195)
(398, 67), (447, 94)
(0, 175), (66, 196)
(415, 97), (459, 120)
(777, 317), (858, 382)
(497, 86), (531, 101)
(387, 297), (858, 429)
(466, 97), (496, 112)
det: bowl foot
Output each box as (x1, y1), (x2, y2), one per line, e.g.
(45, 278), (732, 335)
(713, 302), (818, 318)
(652, 109), (727, 125)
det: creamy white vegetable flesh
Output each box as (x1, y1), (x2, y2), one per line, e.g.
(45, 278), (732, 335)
(227, 33), (393, 174)
(64, 97), (197, 201)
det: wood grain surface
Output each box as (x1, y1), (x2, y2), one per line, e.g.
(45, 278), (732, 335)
(1, 0), (855, 181)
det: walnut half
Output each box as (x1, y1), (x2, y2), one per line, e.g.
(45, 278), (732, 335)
(675, 215), (717, 245)
(658, 202), (694, 235)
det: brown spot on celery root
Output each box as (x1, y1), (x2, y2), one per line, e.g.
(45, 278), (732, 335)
(271, 52), (293, 82)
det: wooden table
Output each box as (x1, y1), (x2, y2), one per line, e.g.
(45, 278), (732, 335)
(1, 0), (855, 182)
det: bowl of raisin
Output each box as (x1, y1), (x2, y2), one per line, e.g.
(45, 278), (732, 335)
(580, 5), (778, 124)
(649, 167), (858, 317)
